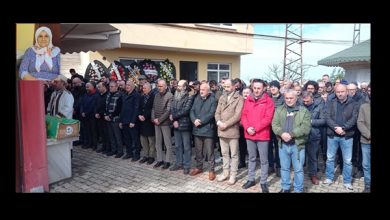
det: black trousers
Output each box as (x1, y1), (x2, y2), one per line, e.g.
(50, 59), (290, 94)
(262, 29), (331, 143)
(97, 118), (110, 151)
(238, 126), (247, 165)
(84, 117), (98, 148)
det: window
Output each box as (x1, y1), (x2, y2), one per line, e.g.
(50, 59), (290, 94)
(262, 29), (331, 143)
(210, 23), (233, 27)
(207, 63), (230, 82)
(196, 23), (236, 30)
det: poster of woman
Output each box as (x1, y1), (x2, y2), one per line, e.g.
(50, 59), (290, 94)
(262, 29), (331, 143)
(19, 26), (61, 80)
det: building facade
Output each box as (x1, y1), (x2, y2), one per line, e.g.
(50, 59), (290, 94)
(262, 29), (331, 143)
(61, 23), (254, 82)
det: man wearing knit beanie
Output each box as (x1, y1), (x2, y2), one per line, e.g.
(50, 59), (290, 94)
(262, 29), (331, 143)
(269, 80), (281, 90)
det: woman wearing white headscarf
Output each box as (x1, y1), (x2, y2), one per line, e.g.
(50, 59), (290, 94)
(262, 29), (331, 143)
(19, 26), (61, 80)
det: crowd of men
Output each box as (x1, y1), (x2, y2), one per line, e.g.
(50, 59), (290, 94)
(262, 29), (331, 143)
(45, 70), (371, 193)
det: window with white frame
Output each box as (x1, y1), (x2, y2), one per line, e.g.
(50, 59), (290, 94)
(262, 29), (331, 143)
(207, 63), (230, 82)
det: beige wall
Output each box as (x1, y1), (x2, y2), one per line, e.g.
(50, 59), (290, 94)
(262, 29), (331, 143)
(88, 47), (241, 80)
(112, 24), (253, 55)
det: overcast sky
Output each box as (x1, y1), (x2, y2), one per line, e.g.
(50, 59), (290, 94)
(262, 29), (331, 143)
(240, 23), (371, 84)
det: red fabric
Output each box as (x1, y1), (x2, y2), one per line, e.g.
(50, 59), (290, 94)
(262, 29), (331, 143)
(241, 93), (275, 141)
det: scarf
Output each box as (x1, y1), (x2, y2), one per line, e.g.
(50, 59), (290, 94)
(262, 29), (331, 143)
(32, 26), (60, 72)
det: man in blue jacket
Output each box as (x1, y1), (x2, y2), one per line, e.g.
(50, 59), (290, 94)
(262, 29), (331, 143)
(120, 80), (141, 161)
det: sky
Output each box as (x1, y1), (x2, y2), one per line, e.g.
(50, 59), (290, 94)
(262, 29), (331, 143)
(240, 23), (371, 84)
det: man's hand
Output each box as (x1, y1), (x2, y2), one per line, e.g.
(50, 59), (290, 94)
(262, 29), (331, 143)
(119, 123), (123, 129)
(281, 132), (292, 142)
(247, 127), (255, 135)
(169, 114), (174, 121)
(335, 127), (344, 135)
(153, 119), (160, 125)
(104, 116), (111, 121)
(194, 119), (202, 127)
(138, 115), (145, 121)
(218, 122), (227, 130)
(173, 121), (179, 128)
(95, 113), (100, 119)
(129, 123), (135, 128)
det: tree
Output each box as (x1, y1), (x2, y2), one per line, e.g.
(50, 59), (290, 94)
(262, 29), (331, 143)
(263, 64), (283, 82)
(330, 67), (346, 83)
(264, 60), (311, 84)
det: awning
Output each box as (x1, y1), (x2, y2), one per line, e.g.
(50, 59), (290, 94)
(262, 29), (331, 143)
(60, 23), (121, 54)
(318, 39), (370, 67)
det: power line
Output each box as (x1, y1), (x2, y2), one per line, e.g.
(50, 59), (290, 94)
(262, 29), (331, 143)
(253, 33), (353, 45)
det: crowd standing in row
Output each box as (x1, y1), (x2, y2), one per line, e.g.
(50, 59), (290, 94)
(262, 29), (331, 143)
(45, 70), (371, 193)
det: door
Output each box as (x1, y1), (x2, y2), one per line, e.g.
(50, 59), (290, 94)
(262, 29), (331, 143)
(180, 61), (198, 81)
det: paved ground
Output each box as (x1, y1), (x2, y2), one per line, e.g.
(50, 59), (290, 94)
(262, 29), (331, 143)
(50, 145), (365, 193)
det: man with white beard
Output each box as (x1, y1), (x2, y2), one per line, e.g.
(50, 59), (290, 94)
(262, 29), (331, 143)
(169, 80), (194, 175)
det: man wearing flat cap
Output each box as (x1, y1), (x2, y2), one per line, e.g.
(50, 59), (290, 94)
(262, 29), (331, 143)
(47, 74), (74, 119)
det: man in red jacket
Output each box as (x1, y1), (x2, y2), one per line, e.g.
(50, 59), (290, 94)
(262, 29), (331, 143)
(241, 79), (275, 193)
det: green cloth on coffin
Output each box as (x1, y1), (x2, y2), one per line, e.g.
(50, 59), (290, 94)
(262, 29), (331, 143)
(46, 115), (80, 139)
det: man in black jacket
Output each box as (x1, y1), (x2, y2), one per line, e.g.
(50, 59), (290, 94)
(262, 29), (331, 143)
(104, 81), (123, 157)
(302, 91), (326, 185)
(189, 83), (217, 181)
(120, 80), (141, 161)
(169, 80), (194, 175)
(323, 84), (359, 191)
(138, 82), (156, 165)
(95, 82), (109, 153)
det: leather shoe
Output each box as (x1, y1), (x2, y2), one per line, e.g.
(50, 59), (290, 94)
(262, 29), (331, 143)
(139, 157), (148, 164)
(183, 168), (190, 175)
(169, 165), (183, 171)
(131, 156), (140, 162)
(242, 180), (256, 189)
(279, 189), (290, 193)
(209, 171), (216, 181)
(147, 157), (155, 164)
(261, 184), (269, 193)
(115, 153), (124, 158)
(311, 176), (319, 185)
(106, 152), (115, 156)
(153, 161), (164, 168)
(162, 162), (171, 169)
(189, 168), (203, 176)
(122, 154), (133, 159)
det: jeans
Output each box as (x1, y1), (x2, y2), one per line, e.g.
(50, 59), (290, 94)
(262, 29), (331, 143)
(174, 130), (192, 169)
(325, 136), (353, 184)
(361, 143), (371, 186)
(279, 143), (305, 192)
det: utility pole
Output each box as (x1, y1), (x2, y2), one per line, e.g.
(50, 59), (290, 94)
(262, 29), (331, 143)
(353, 24), (361, 46)
(283, 24), (305, 85)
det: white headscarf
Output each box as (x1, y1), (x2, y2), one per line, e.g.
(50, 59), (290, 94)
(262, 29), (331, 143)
(32, 26), (60, 72)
